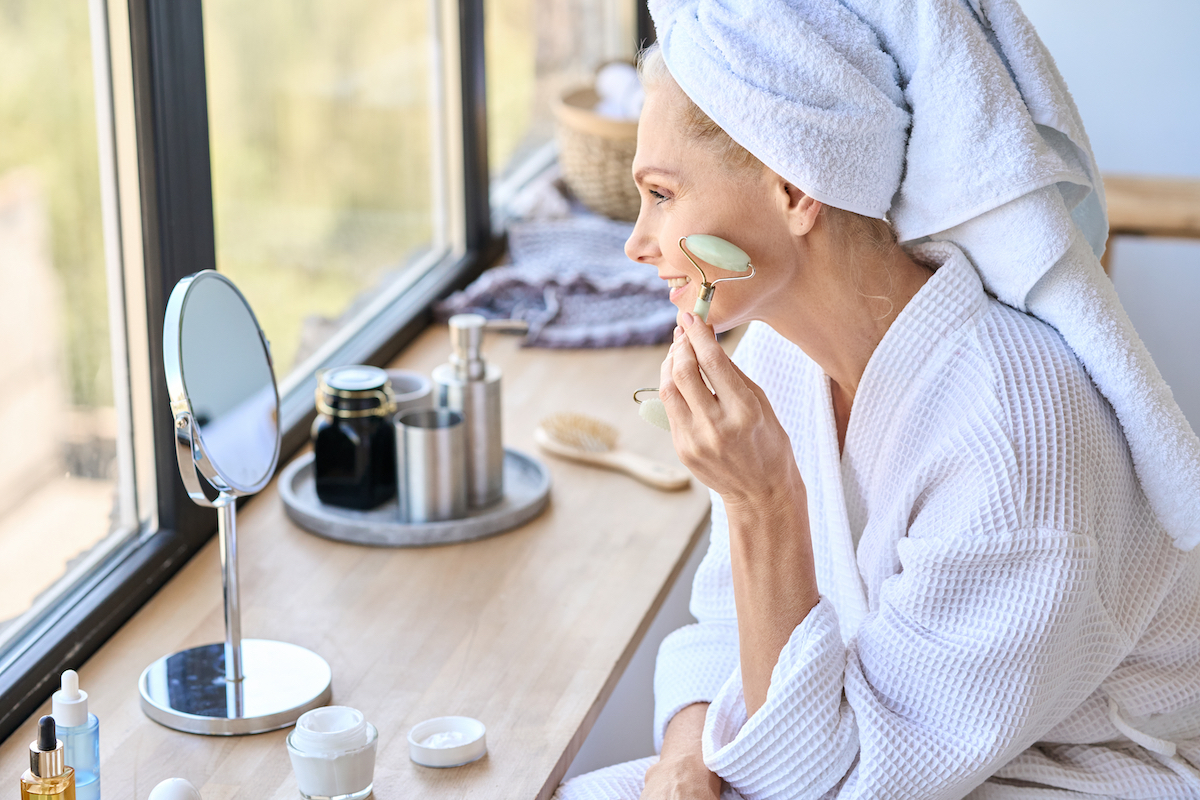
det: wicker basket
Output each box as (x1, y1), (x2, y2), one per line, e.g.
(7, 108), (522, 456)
(553, 86), (640, 222)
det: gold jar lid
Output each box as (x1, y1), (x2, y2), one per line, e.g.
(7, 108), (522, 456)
(316, 366), (395, 420)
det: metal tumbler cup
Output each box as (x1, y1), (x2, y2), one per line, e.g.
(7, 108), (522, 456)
(395, 408), (468, 523)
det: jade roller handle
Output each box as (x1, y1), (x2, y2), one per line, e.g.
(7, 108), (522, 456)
(693, 282), (717, 323)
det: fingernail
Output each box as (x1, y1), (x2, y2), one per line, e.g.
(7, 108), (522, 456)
(681, 311), (695, 327)
(673, 325), (683, 340)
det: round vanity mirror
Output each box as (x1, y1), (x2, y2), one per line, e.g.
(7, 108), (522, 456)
(171, 272), (279, 495)
(140, 270), (332, 736)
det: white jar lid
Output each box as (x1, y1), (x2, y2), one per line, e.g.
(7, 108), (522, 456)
(292, 706), (369, 755)
(407, 716), (487, 768)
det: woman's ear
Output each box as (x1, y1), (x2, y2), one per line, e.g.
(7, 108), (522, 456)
(781, 181), (821, 237)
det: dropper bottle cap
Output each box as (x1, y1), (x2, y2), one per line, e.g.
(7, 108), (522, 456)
(51, 670), (89, 728)
(29, 715), (65, 778)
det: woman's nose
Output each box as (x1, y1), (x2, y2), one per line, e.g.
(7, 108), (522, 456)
(624, 212), (660, 265)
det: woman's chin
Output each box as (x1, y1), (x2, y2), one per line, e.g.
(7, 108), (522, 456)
(672, 294), (739, 330)
(673, 301), (691, 324)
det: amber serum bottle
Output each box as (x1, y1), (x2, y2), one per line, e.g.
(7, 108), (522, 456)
(21, 716), (76, 799)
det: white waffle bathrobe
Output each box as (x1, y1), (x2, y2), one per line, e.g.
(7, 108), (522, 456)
(557, 243), (1200, 800)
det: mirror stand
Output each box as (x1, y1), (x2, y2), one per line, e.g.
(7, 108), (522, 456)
(140, 270), (332, 736)
(139, 487), (333, 735)
(139, 476), (332, 735)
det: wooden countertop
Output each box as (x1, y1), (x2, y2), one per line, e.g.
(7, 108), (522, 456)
(0, 325), (714, 800)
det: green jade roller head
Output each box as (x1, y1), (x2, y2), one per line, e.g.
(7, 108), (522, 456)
(678, 234), (755, 323)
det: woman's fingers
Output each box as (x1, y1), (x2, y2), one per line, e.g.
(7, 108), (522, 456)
(658, 335), (691, 421)
(670, 333), (721, 421)
(680, 312), (747, 400)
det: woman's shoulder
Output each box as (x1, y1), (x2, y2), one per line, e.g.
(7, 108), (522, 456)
(970, 298), (1120, 445)
(914, 295), (1139, 534)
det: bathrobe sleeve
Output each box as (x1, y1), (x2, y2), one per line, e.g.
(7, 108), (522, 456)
(700, 522), (1128, 800)
(652, 491), (742, 752)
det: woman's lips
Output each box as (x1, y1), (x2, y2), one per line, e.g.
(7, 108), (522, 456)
(666, 275), (691, 303)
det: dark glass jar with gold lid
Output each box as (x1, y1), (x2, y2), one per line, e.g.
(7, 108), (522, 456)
(312, 365), (396, 509)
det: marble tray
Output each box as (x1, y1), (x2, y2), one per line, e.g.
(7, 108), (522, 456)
(279, 448), (551, 547)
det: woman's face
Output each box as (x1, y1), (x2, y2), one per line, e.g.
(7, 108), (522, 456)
(625, 85), (795, 332)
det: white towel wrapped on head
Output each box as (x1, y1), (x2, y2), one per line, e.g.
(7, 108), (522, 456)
(649, 0), (1200, 549)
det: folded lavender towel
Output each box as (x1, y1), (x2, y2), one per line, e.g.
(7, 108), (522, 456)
(436, 216), (677, 349)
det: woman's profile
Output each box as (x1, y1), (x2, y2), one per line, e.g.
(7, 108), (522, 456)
(556, 0), (1200, 798)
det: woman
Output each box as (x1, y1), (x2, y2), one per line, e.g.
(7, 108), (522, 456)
(557, 0), (1200, 798)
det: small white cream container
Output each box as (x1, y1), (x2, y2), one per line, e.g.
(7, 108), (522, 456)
(386, 369), (433, 415)
(286, 706), (378, 800)
(408, 716), (487, 768)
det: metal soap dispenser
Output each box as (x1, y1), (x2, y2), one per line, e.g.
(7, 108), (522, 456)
(432, 314), (503, 507)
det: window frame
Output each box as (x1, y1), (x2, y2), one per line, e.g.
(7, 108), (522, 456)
(0, 0), (497, 743)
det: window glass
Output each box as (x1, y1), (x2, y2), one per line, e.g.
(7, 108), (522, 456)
(203, 0), (443, 381)
(0, 0), (129, 642)
(486, 0), (636, 178)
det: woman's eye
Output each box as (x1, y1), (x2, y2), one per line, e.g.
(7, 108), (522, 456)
(649, 189), (668, 203)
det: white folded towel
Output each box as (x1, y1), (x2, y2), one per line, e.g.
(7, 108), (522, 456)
(650, 0), (1200, 549)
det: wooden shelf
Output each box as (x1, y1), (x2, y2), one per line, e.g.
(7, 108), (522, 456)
(0, 324), (712, 800)
(1104, 174), (1200, 240)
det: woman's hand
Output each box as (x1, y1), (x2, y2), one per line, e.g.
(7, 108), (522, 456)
(660, 312), (802, 510)
(641, 704), (722, 800)
(663, 312), (819, 716)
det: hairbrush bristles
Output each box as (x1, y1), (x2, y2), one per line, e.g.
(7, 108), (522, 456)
(539, 413), (618, 452)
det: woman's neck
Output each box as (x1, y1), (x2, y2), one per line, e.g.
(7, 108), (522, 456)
(765, 235), (934, 424)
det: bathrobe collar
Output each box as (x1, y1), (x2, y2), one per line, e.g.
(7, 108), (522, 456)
(807, 242), (989, 637)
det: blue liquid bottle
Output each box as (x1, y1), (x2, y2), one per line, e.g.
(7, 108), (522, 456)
(52, 670), (100, 800)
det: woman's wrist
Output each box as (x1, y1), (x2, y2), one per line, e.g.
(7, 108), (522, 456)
(645, 704), (721, 799)
(721, 471), (808, 543)
(719, 460), (805, 514)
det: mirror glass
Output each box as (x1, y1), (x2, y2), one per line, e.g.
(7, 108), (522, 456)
(179, 275), (279, 491)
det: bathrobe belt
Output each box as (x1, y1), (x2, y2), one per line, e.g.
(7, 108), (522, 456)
(1107, 696), (1200, 757)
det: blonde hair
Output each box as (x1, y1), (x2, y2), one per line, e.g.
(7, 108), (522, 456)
(637, 43), (896, 255)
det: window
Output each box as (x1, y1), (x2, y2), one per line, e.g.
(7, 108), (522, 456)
(0, 0), (489, 741)
(202, 0), (448, 382)
(486, 0), (637, 180)
(0, 0), (137, 667)
(0, 0), (640, 744)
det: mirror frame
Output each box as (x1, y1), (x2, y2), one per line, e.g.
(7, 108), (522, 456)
(163, 270), (281, 503)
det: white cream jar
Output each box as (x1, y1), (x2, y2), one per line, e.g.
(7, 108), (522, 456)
(286, 706), (378, 800)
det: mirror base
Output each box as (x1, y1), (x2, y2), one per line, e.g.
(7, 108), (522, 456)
(139, 639), (333, 736)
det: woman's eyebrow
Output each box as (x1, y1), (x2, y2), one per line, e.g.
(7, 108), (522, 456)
(633, 166), (681, 184)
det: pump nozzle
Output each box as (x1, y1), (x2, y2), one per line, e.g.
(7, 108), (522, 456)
(448, 314), (487, 381)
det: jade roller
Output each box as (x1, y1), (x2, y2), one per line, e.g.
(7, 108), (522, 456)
(631, 235), (753, 431)
(634, 388), (671, 432)
(678, 234), (755, 323)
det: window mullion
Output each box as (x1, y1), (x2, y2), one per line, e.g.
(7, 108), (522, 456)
(126, 0), (219, 545)
(459, 0), (492, 253)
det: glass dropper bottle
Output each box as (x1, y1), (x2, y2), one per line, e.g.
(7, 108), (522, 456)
(21, 715), (76, 800)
